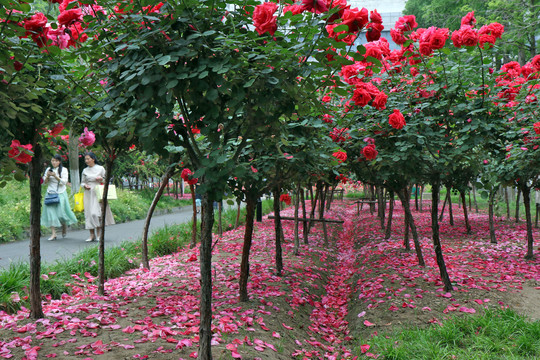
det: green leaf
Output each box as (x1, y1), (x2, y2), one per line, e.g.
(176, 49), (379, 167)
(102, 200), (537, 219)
(158, 55), (171, 65)
(332, 24), (349, 33)
(244, 78), (256, 88)
(267, 77), (279, 85)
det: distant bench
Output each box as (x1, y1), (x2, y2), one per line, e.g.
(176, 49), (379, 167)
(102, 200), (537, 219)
(349, 199), (377, 214)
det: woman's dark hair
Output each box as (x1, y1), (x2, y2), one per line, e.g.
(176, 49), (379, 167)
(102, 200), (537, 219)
(84, 152), (99, 165)
(52, 154), (63, 176)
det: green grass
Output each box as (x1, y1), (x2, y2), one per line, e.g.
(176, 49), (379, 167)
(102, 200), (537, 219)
(0, 180), (191, 243)
(354, 309), (540, 359)
(0, 199), (274, 313)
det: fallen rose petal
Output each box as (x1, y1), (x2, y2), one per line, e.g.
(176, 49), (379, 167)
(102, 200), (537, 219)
(364, 320), (375, 327)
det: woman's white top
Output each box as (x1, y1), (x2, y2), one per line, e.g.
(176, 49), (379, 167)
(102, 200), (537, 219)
(43, 167), (69, 194)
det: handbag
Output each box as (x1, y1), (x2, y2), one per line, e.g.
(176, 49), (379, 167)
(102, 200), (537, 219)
(95, 184), (117, 200)
(73, 190), (84, 212)
(44, 192), (60, 206)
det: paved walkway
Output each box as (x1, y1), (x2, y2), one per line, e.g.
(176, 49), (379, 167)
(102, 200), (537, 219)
(0, 206), (198, 269)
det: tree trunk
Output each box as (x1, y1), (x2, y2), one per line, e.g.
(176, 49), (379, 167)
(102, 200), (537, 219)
(29, 142), (44, 319)
(190, 184), (197, 248)
(439, 190), (448, 222)
(515, 188), (521, 223)
(460, 191), (471, 234)
(377, 186), (385, 230)
(419, 185), (424, 212)
(141, 167), (174, 269)
(521, 184), (535, 259)
(489, 187), (497, 244)
(293, 183), (301, 256)
(239, 194), (257, 302)
(472, 184), (478, 213)
(272, 188), (283, 275)
(198, 188), (215, 360)
(301, 188), (308, 245)
(397, 188), (425, 266)
(97, 156), (115, 295)
(448, 189), (454, 226)
(385, 191), (394, 240)
(218, 201), (223, 237)
(319, 184), (328, 244)
(369, 184), (376, 215)
(505, 187), (511, 220)
(307, 182), (321, 236)
(431, 180), (453, 291)
(68, 127), (80, 193)
(414, 184), (419, 211)
(326, 185), (335, 211)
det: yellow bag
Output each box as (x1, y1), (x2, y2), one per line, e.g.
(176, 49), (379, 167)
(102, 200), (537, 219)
(74, 191), (84, 212)
(95, 184), (117, 200)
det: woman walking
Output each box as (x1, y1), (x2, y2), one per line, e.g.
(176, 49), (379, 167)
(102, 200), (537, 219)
(41, 155), (77, 240)
(81, 152), (115, 242)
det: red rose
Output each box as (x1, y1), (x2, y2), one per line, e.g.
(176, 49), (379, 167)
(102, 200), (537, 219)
(460, 12), (476, 28)
(341, 7), (368, 33)
(58, 8), (82, 26)
(388, 109), (406, 129)
(418, 41), (433, 56)
(370, 9), (382, 24)
(430, 27), (449, 49)
(49, 123), (64, 137)
(395, 15), (417, 32)
(479, 34), (496, 49)
(486, 22), (504, 39)
(534, 122), (540, 135)
(279, 193), (292, 206)
(372, 92), (388, 110)
(253, 2), (278, 36)
(181, 168), (193, 181)
(531, 55), (540, 72)
(352, 86), (372, 107)
(332, 150), (347, 163)
(24, 12), (47, 35)
(365, 22), (383, 42)
(391, 28), (407, 45)
(458, 27), (478, 47)
(362, 144), (378, 161)
(8, 140), (33, 164)
(283, 4), (303, 15)
(301, 0), (328, 14)
(13, 61), (23, 71)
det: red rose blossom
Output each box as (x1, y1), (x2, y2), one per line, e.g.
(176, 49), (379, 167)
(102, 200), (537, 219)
(332, 150), (347, 163)
(8, 140), (33, 164)
(372, 92), (388, 110)
(253, 2), (278, 36)
(279, 193), (292, 205)
(341, 7), (369, 33)
(362, 144), (378, 161)
(388, 109), (406, 129)
(58, 8), (82, 26)
(534, 122), (540, 135)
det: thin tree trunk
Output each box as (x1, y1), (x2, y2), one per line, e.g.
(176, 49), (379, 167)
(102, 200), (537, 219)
(319, 184), (328, 244)
(326, 185), (335, 211)
(505, 187), (511, 220)
(489, 187), (497, 244)
(377, 186), (385, 230)
(414, 184), (419, 211)
(515, 188), (521, 223)
(521, 184), (535, 259)
(307, 182), (320, 235)
(29, 142), (44, 319)
(385, 190), (394, 240)
(419, 185), (424, 212)
(460, 191), (472, 234)
(190, 184), (197, 248)
(198, 188), (215, 360)
(98, 156), (115, 295)
(472, 184), (478, 213)
(404, 211), (410, 250)
(218, 201), (223, 237)
(272, 188), (283, 275)
(301, 188), (308, 245)
(293, 183), (301, 256)
(448, 189), (454, 226)
(68, 127), (80, 193)
(439, 190), (448, 222)
(369, 184), (376, 215)
(397, 188), (425, 266)
(431, 180), (453, 291)
(239, 194), (257, 302)
(142, 167), (174, 269)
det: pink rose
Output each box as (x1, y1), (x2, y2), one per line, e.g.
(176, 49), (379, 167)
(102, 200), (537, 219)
(79, 127), (96, 147)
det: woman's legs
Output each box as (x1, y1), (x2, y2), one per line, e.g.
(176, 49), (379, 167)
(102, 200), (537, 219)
(86, 228), (96, 242)
(48, 227), (57, 241)
(61, 223), (67, 237)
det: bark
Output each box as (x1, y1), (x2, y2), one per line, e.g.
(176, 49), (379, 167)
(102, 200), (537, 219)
(190, 184), (197, 248)
(235, 200), (241, 228)
(505, 187), (511, 220)
(489, 188), (497, 244)
(431, 180), (453, 291)
(404, 212), (410, 251)
(301, 188), (308, 245)
(319, 184), (329, 244)
(68, 127), (80, 193)
(272, 188), (283, 275)
(448, 189), (454, 226)
(397, 188), (425, 266)
(29, 143), (44, 319)
(521, 184), (535, 259)
(369, 184), (376, 215)
(439, 190), (448, 222)
(218, 201), (223, 237)
(384, 191), (394, 240)
(326, 185), (335, 211)
(198, 190), (215, 360)
(293, 183), (301, 256)
(460, 191), (472, 234)
(307, 182), (320, 236)
(377, 186), (385, 230)
(98, 156), (115, 296)
(414, 184), (419, 211)
(515, 188), (521, 223)
(239, 194), (257, 302)
(419, 185), (424, 212)
(142, 168), (174, 269)
(472, 184), (479, 213)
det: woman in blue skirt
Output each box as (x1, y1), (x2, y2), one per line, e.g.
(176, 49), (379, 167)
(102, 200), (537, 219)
(41, 155), (77, 240)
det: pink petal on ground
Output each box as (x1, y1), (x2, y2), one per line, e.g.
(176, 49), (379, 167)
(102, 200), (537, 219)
(360, 344), (370, 353)
(364, 320), (375, 327)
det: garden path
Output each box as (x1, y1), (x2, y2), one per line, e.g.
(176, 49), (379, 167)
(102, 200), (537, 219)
(0, 206), (196, 269)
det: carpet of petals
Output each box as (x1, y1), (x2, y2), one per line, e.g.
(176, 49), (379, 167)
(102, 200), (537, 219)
(0, 200), (539, 359)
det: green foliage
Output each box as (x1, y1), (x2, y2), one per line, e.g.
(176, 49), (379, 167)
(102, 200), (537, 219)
(356, 309), (540, 359)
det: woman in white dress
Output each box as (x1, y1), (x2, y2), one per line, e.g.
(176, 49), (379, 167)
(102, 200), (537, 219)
(41, 155), (77, 240)
(81, 152), (115, 242)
